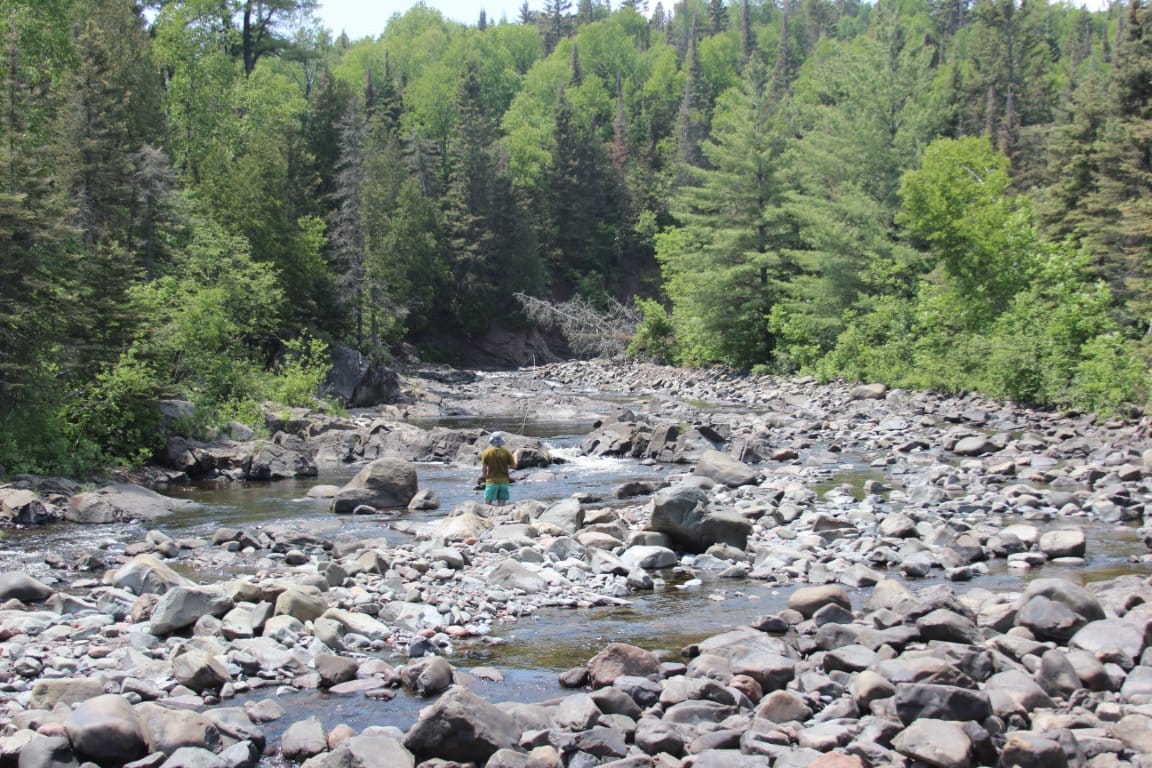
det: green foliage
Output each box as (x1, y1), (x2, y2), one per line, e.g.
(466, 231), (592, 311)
(270, 335), (330, 408)
(627, 298), (676, 362)
(62, 352), (163, 466)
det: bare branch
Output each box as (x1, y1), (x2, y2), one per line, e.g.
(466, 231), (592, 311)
(514, 293), (640, 358)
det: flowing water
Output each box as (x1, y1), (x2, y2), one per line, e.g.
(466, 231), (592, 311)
(3, 418), (1149, 738)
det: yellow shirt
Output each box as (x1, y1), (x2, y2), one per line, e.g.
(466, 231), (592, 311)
(481, 446), (513, 484)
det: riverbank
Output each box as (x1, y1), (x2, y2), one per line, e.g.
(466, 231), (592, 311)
(0, 359), (1150, 768)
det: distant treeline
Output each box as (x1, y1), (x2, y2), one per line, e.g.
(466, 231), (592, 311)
(1, 0), (1149, 474)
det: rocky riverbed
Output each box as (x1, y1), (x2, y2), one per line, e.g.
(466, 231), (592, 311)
(0, 359), (1150, 768)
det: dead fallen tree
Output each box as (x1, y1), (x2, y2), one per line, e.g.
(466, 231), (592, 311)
(514, 292), (639, 358)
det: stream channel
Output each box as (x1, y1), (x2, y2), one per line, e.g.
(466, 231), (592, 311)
(2, 415), (1150, 741)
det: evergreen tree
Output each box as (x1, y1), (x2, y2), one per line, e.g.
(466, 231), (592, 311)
(656, 60), (790, 366)
(0, 20), (76, 405)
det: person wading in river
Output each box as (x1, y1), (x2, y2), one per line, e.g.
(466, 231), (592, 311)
(480, 431), (514, 507)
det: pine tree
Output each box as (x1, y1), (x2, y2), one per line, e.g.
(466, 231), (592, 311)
(0, 19), (76, 406)
(656, 59), (790, 366)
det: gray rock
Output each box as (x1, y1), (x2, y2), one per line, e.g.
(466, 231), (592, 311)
(787, 585), (851, 619)
(247, 433), (317, 480)
(891, 718), (972, 768)
(1037, 649), (1084, 699)
(755, 690), (811, 723)
(402, 686), (519, 764)
(64, 694), (147, 766)
(68, 484), (199, 523)
(171, 649), (230, 693)
(587, 643), (661, 688)
(1070, 620), (1146, 669)
(17, 736), (78, 768)
(649, 485), (751, 552)
(281, 718), (328, 762)
(315, 654), (358, 688)
(136, 703), (223, 756)
(1016, 595), (1086, 642)
(622, 545), (672, 571)
(553, 693), (602, 732)
(694, 450), (759, 488)
(323, 346), (401, 408)
(28, 678), (106, 710)
(331, 458), (418, 513)
(1021, 578), (1106, 623)
(159, 747), (225, 768)
(953, 436), (996, 457)
(999, 732), (1069, 768)
(0, 572), (54, 603)
(106, 554), (194, 595)
(1038, 528), (1086, 558)
(274, 586), (327, 622)
(487, 559), (546, 594)
(151, 587), (234, 635)
(894, 683), (992, 724)
(0, 489), (56, 525)
(536, 498), (584, 534)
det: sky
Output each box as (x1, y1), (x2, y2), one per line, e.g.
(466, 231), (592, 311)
(316, 0), (521, 39)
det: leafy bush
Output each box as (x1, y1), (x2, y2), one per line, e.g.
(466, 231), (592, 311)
(1070, 334), (1148, 416)
(627, 298), (676, 362)
(269, 334), (330, 408)
(63, 352), (163, 466)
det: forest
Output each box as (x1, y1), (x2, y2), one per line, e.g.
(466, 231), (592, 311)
(0, 0), (1149, 476)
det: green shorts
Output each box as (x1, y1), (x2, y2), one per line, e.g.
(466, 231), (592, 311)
(484, 482), (510, 503)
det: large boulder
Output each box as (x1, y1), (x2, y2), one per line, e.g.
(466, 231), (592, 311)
(150, 587), (235, 635)
(648, 485), (752, 552)
(0, 488), (57, 525)
(324, 345), (401, 408)
(63, 694), (147, 766)
(67, 484), (199, 524)
(403, 686), (519, 764)
(246, 433), (317, 480)
(693, 450), (759, 488)
(331, 458), (418, 513)
(0, 573), (54, 603)
(105, 554), (193, 595)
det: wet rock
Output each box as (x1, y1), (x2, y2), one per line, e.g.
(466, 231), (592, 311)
(331, 458), (418, 513)
(401, 657), (454, 697)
